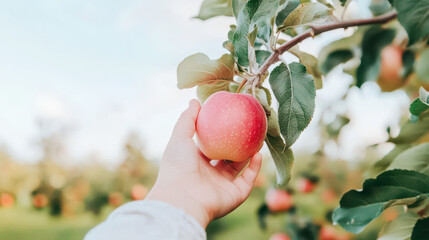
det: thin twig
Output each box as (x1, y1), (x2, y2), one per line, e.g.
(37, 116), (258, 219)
(255, 10), (397, 85)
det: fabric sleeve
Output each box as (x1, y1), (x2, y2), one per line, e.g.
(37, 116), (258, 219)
(84, 200), (206, 240)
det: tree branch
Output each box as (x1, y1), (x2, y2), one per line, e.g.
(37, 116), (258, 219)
(255, 10), (398, 84)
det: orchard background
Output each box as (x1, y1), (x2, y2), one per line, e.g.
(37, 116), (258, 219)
(1, 0), (429, 239)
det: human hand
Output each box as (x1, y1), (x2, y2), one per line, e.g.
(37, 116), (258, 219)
(146, 99), (262, 228)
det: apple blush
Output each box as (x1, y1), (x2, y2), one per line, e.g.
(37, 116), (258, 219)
(196, 91), (267, 162)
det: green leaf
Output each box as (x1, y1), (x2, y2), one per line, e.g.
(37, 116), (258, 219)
(326, 115), (350, 137)
(265, 134), (295, 187)
(233, 0), (280, 66)
(255, 87), (271, 111)
(177, 53), (234, 89)
(339, 0), (348, 6)
(266, 107), (281, 137)
(265, 109), (294, 187)
(333, 169), (429, 234)
(410, 87), (429, 118)
(261, 86), (272, 106)
(255, 50), (271, 66)
(378, 212), (419, 240)
(371, 144), (413, 175)
(394, 0), (429, 45)
(257, 16), (275, 43)
(411, 217), (429, 240)
(389, 112), (429, 144)
(227, 25), (236, 42)
(248, 27), (259, 70)
(415, 48), (429, 83)
(289, 47), (323, 89)
(269, 62), (316, 148)
(279, 2), (332, 30)
(370, 0), (393, 16)
(197, 82), (231, 102)
(195, 0), (233, 20)
(320, 50), (354, 74)
(318, 28), (365, 74)
(223, 40), (235, 53)
(257, 203), (270, 229)
(356, 26), (395, 87)
(317, 0), (334, 8)
(232, 0), (247, 18)
(275, 0), (300, 26)
(401, 49), (415, 79)
(388, 143), (429, 175)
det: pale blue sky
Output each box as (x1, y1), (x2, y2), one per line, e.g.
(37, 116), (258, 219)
(0, 0), (410, 165)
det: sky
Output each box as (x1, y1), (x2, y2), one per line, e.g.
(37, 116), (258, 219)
(0, 0), (410, 166)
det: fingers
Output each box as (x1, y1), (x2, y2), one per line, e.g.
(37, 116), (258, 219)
(170, 99), (201, 143)
(214, 158), (251, 180)
(233, 152), (262, 198)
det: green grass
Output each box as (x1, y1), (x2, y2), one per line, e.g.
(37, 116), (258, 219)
(0, 191), (281, 240)
(0, 207), (104, 240)
(208, 189), (285, 240)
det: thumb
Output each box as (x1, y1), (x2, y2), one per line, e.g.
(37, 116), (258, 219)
(170, 99), (201, 142)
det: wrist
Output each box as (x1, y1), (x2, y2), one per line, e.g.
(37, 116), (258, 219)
(145, 180), (211, 229)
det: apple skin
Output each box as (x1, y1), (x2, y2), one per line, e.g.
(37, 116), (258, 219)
(0, 193), (15, 208)
(296, 178), (315, 193)
(322, 189), (337, 203)
(377, 45), (406, 92)
(109, 192), (123, 207)
(265, 189), (293, 212)
(196, 91), (267, 162)
(131, 184), (147, 201)
(33, 193), (49, 208)
(319, 226), (337, 240)
(270, 233), (291, 240)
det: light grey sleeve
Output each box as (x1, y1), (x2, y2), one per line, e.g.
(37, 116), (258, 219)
(84, 200), (206, 240)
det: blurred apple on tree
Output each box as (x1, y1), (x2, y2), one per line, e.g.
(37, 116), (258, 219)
(0, 193), (15, 208)
(131, 184), (147, 201)
(109, 192), (123, 207)
(377, 45), (406, 92)
(270, 233), (291, 240)
(33, 193), (49, 208)
(321, 189), (337, 204)
(296, 178), (316, 193)
(265, 189), (293, 212)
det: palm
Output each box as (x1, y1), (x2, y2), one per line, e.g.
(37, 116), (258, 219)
(157, 99), (262, 225)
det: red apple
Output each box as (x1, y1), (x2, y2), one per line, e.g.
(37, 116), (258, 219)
(296, 178), (315, 193)
(196, 91), (267, 162)
(131, 184), (147, 201)
(33, 193), (49, 208)
(109, 192), (123, 207)
(0, 193), (15, 208)
(320, 225), (337, 240)
(265, 189), (293, 212)
(270, 233), (291, 240)
(377, 45), (406, 92)
(322, 189), (337, 203)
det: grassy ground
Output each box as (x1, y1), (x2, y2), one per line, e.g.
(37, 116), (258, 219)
(0, 207), (104, 240)
(0, 190), (279, 240)
(207, 189), (285, 240)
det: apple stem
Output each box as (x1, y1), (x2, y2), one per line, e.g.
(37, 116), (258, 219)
(236, 79), (248, 93)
